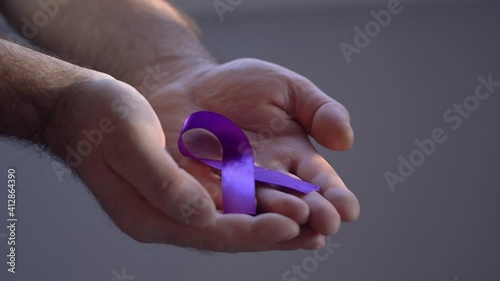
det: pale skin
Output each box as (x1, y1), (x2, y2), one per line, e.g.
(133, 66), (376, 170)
(0, 0), (360, 252)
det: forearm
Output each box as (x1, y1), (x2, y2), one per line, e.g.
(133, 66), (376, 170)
(1, 0), (216, 95)
(0, 39), (104, 145)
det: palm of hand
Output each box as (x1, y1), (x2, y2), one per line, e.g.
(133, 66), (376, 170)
(147, 59), (360, 243)
(83, 60), (360, 252)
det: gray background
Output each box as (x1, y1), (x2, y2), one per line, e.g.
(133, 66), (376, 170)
(1, 0), (499, 280)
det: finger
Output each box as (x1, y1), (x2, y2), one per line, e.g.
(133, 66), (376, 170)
(259, 169), (341, 236)
(191, 213), (301, 252)
(273, 226), (325, 251)
(85, 153), (302, 252)
(178, 158), (223, 209)
(256, 183), (310, 224)
(142, 206), (302, 252)
(102, 95), (216, 227)
(293, 147), (361, 222)
(298, 190), (341, 235)
(254, 141), (343, 234)
(180, 160), (311, 225)
(286, 76), (354, 151)
(150, 213), (302, 252)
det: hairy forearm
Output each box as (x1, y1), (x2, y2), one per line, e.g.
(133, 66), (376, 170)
(1, 0), (215, 95)
(0, 39), (102, 144)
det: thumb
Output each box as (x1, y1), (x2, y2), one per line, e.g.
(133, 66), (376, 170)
(100, 83), (216, 227)
(288, 76), (354, 151)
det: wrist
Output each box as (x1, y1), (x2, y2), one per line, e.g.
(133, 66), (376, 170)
(0, 38), (115, 148)
(39, 72), (116, 156)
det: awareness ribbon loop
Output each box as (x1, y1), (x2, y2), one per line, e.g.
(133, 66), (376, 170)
(178, 111), (321, 214)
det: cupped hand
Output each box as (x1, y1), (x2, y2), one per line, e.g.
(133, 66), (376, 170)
(54, 60), (360, 253)
(129, 58), (361, 252)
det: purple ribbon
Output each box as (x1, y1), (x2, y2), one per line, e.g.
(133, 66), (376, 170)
(178, 111), (321, 214)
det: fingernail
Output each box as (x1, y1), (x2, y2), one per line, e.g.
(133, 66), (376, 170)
(324, 188), (360, 222)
